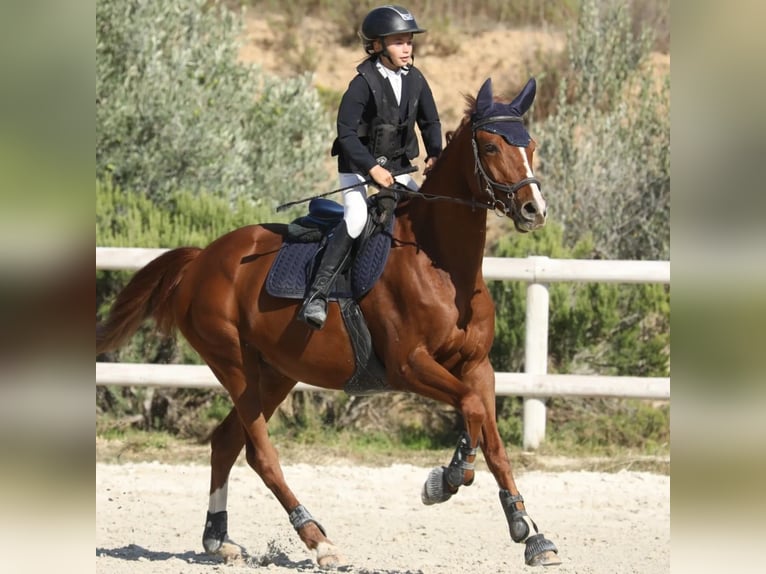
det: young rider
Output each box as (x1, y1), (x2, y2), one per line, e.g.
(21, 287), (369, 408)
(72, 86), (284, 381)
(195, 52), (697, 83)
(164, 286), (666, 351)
(298, 4), (443, 330)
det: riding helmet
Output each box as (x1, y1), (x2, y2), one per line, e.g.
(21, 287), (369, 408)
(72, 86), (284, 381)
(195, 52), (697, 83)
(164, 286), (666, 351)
(360, 5), (426, 47)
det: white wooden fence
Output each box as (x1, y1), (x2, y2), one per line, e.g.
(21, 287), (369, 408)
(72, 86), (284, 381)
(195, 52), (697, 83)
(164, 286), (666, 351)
(96, 248), (670, 450)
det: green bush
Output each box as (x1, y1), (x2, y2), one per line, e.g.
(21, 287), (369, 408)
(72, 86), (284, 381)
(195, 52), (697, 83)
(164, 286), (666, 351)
(488, 222), (669, 378)
(534, 0), (670, 259)
(96, 0), (333, 207)
(534, 0), (669, 260)
(96, 178), (288, 248)
(96, 177), (294, 366)
(488, 224), (669, 452)
(480, 0), (669, 260)
(486, 2), (670, 452)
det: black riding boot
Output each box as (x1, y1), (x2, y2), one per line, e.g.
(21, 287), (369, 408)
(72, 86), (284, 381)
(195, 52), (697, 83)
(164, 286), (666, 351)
(298, 221), (354, 330)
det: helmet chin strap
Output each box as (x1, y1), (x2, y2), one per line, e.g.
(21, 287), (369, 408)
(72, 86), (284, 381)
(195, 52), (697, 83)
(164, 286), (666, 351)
(377, 39), (395, 68)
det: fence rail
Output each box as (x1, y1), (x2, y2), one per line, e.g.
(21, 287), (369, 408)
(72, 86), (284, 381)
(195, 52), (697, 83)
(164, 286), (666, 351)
(96, 247), (670, 449)
(96, 362), (670, 400)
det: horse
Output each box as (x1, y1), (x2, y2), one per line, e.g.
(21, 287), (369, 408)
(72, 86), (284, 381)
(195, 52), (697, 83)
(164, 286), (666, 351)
(96, 76), (560, 568)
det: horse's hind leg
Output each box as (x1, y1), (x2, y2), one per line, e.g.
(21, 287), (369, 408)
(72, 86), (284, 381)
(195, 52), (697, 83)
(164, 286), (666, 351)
(203, 407), (246, 556)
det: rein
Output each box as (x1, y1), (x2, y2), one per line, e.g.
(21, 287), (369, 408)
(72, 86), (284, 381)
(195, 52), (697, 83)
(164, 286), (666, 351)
(381, 184), (489, 211)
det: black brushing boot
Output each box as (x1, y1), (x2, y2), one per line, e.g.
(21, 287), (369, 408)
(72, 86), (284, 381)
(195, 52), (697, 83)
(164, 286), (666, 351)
(298, 221), (354, 330)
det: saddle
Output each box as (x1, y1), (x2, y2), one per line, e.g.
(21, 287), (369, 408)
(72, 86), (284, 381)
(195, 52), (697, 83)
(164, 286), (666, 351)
(265, 189), (401, 395)
(266, 197), (394, 301)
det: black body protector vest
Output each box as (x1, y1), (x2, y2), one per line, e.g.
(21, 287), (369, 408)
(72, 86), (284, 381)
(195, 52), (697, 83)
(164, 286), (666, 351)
(356, 59), (424, 168)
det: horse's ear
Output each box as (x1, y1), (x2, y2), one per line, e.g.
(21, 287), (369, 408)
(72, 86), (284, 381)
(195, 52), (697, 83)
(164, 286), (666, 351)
(475, 78), (494, 117)
(509, 77), (537, 116)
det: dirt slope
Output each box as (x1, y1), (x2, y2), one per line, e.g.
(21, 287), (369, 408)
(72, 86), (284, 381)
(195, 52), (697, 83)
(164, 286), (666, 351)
(240, 15), (566, 128)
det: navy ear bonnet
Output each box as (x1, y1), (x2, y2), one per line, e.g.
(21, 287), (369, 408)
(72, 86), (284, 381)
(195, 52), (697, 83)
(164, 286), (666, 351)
(472, 77), (536, 147)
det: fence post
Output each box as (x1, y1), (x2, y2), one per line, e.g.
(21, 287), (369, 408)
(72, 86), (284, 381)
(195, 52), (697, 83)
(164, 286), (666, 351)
(523, 257), (550, 450)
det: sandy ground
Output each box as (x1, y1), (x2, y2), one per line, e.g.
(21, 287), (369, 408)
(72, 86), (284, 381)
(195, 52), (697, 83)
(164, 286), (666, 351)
(96, 461), (669, 573)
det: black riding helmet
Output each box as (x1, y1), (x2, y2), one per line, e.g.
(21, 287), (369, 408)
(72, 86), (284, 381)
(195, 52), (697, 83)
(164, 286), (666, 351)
(360, 5), (426, 56)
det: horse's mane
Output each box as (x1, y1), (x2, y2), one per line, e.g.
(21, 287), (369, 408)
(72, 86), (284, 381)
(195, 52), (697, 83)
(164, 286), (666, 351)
(407, 93), (477, 205)
(444, 94), (478, 145)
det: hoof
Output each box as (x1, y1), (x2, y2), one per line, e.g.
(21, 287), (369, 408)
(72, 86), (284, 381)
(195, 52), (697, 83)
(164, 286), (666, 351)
(316, 541), (343, 569)
(203, 534), (246, 564)
(527, 549), (562, 567)
(421, 467), (453, 505)
(202, 537), (221, 554)
(218, 541), (245, 564)
(203, 536), (243, 557)
(525, 534), (561, 567)
(203, 510), (230, 554)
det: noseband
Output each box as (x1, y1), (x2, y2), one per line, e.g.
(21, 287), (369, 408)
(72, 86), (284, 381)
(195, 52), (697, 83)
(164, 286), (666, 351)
(471, 116), (541, 217)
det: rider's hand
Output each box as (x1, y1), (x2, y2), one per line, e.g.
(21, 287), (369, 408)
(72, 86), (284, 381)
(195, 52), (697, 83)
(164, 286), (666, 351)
(369, 165), (394, 188)
(423, 156), (437, 176)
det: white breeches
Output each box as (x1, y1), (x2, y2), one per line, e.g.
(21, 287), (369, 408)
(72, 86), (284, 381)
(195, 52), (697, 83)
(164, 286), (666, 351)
(339, 172), (419, 238)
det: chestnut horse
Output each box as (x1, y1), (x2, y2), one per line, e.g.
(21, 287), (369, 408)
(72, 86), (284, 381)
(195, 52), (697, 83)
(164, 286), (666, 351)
(96, 77), (560, 568)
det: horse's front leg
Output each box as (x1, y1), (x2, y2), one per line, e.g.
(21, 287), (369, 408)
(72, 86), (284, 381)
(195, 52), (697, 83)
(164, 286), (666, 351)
(233, 364), (344, 568)
(398, 348), (485, 504)
(477, 366), (561, 567)
(411, 353), (561, 567)
(421, 428), (479, 504)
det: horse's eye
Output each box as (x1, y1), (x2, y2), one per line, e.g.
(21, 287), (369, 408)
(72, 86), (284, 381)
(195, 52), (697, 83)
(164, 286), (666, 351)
(483, 143), (499, 154)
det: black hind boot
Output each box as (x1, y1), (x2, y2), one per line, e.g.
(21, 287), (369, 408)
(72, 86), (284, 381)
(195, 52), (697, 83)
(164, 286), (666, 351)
(298, 221), (354, 330)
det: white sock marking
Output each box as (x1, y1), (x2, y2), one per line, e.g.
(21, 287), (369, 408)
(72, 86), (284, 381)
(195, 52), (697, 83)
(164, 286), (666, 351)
(208, 481), (228, 514)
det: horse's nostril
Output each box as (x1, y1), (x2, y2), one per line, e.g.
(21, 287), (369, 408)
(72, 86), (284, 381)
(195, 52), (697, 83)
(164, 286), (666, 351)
(522, 202), (537, 218)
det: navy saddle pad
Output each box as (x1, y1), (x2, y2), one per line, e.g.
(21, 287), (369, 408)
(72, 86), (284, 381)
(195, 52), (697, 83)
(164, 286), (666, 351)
(265, 199), (394, 300)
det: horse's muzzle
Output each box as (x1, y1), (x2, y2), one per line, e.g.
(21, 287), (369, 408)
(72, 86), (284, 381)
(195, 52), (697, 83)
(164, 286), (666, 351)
(516, 199), (547, 231)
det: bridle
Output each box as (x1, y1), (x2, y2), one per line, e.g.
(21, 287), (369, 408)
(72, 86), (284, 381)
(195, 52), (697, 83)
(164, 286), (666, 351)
(471, 115), (541, 217)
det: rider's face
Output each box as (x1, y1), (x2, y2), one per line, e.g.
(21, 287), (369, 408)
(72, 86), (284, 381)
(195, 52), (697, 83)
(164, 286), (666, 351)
(376, 33), (414, 70)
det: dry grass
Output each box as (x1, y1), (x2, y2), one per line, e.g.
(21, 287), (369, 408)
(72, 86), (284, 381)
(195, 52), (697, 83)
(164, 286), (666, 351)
(96, 433), (669, 475)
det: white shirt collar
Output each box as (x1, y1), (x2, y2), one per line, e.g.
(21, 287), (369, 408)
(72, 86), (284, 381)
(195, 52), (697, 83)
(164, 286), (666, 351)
(374, 59), (410, 77)
(375, 59), (408, 105)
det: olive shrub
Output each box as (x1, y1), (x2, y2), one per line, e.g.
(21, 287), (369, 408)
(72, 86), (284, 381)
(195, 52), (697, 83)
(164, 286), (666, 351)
(96, 0), (333, 207)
